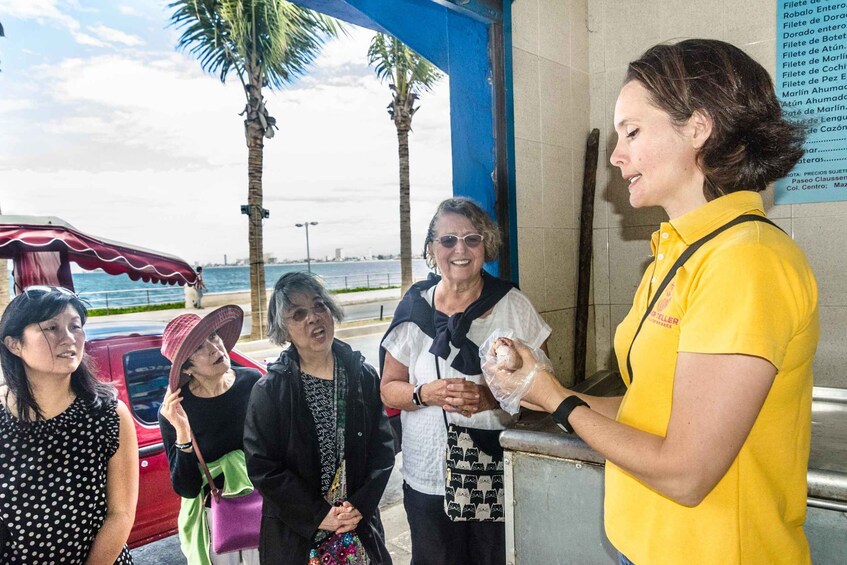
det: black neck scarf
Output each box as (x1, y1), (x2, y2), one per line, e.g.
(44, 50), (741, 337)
(379, 271), (515, 376)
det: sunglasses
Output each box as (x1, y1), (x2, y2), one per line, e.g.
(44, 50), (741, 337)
(286, 301), (329, 323)
(435, 234), (484, 248)
(23, 285), (77, 298)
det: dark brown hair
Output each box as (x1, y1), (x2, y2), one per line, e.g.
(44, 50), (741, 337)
(423, 197), (501, 271)
(625, 39), (806, 198)
(0, 289), (115, 422)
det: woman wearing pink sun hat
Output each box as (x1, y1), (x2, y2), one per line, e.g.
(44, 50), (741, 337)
(158, 305), (262, 565)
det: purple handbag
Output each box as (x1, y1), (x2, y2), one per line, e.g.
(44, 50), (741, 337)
(190, 431), (262, 555)
(209, 488), (263, 554)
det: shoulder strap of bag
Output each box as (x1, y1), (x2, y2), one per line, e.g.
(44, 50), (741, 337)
(625, 214), (782, 383)
(431, 289), (452, 431)
(434, 352), (451, 430)
(177, 385), (222, 502)
(188, 429), (222, 503)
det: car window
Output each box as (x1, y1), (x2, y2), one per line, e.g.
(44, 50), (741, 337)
(123, 348), (247, 426)
(123, 348), (170, 426)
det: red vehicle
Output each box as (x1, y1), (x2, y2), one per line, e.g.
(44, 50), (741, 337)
(0, 215), (266, 547)
(84, 320), (266, 547)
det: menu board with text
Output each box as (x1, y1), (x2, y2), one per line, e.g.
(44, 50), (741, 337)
(775, 0), (847, 204)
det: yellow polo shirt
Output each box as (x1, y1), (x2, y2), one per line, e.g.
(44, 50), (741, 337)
(605, 191), (819, 565)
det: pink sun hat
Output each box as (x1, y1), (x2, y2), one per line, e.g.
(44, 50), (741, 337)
(161, 305), (243, 390)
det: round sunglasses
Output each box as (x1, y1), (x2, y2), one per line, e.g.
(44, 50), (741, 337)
(285, 301), (330, 323)
(435, 234), (484, 248)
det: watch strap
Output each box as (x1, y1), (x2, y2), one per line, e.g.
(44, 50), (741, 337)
(412, 384), (427, 407)
(551, 396), (589, 434)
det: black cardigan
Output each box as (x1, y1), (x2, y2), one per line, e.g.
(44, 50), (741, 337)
(244, 339), (395, 564)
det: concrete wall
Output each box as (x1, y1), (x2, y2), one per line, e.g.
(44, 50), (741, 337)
(512, 0), (592, 385)
(513, 0), (847, 388)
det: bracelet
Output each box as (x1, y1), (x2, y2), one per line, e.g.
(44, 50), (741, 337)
(412, 384), (427, 407)
(551, 396), (590, 434)
(174, 440), (193, 450)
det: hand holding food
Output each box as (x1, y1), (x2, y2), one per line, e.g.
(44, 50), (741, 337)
(479, 330), (554, 415)
(494, 337), (523, 371)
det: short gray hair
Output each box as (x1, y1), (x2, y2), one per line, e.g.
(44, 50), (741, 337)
(423, 197), (502, 271)
(267, 272), (344, 346)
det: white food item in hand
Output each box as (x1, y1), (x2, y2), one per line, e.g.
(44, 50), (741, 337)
(494, 338), (522, 371)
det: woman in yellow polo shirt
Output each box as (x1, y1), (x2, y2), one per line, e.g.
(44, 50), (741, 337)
(494, 39), (818, 564)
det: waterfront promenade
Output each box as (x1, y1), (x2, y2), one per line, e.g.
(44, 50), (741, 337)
(104, 287), (413, 564)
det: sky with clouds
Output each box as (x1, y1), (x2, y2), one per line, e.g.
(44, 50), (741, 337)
(0, 0), (452, 265)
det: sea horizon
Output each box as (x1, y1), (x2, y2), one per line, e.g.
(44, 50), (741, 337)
(71, 258), (433, 299)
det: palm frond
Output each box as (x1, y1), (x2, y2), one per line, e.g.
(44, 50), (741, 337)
(367, 33), (443, 98)
(168, 0), (340, 91)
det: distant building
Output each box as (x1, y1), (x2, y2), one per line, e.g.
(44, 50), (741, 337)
(335, 248), (343, 261)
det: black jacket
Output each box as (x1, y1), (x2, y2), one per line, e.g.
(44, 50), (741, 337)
(244, 339), (395, 564)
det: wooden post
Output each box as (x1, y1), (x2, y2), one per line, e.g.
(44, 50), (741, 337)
(573, 129), (601, 384)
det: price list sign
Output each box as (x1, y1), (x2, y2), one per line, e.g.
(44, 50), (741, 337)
(776, 0), (847, 204)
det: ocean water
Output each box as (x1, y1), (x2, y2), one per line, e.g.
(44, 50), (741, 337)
(69, 259), (433, 309)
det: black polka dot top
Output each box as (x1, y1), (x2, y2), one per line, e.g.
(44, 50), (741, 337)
(0, 396), (133, 564)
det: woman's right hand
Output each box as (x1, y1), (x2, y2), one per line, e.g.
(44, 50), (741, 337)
(159, 387), (191, 439)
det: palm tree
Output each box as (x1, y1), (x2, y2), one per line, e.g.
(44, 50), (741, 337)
(367, 34), (442, 293)
(168, 0), (339, 339)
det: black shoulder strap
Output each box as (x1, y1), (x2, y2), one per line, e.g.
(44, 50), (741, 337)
(625, 214), (782, 384)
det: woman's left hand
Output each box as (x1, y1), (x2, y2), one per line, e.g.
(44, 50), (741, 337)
(457, 384), (499, 417)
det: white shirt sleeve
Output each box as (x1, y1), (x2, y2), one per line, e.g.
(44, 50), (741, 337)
(381, 321), (415, 367)
(503, 289), (551, 349)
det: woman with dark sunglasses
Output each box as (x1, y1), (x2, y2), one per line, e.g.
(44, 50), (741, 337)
(243, 272), (395, 564)
(0, 287), (138, 563)
(378, 197), (550, 565)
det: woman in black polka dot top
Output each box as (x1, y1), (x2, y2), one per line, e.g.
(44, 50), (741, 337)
(0, 287), (139, 563)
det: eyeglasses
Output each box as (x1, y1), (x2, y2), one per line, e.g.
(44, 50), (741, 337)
(285, 301), (329, 323)
(435, 234), (484, 248)
(23, 285), (77, 298)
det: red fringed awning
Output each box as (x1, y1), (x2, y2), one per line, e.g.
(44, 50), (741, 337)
(0, 216), (198, 288)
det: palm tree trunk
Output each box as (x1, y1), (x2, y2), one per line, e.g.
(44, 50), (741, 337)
(396, 123), (412, 294)
(246, 90), (267, 340)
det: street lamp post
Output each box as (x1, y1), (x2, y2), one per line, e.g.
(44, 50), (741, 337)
(295, 221), (319, 273)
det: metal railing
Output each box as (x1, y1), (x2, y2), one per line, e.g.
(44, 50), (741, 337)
(320, 272), (401, 291)
(77, 287), (185, 312)
(76, 271), (408, 311)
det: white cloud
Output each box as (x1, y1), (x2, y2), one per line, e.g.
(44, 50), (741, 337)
(3, 0), (141, 48)
(87, 24), (144, 46)
(0, 24), (453, 264)
(0, 98), (34, 113)
(118, 5), (144, 17)
(3, 0), (77, 26)
(70, 31), (107, 47)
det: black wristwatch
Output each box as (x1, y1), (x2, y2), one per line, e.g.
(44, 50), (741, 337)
(412, 384), (427, 407)
(174, 440), (193, 450)
(551, 396), (590, 434)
